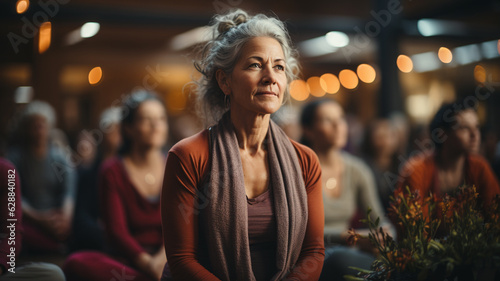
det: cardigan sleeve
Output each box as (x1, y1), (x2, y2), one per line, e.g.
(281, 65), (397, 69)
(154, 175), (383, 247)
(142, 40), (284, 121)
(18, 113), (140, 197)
(285, 143), (325, 281)
(162, 131), (220, 281)
(99, 161), (145, 261)
(162, 149), (220, 281)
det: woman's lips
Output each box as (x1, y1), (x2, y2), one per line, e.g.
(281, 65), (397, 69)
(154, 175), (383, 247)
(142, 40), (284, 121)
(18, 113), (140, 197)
(255, 91), (277, 97)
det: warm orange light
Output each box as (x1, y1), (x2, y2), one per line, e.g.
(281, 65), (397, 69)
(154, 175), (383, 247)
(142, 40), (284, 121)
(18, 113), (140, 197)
(339, 69), (359, 90)
(88, 67), (103, 85)
(320, 73), (340, 94)
(166, 90), (187, 111)
(16, 0), (29, 14)
(357, 64), (376, 83)
(474, 65), (486, 83)
(290, 80), (309, 101)
(397, 55), (413, 73)
(307, 76), (326, 97)
(38, 22), (51, 54)
(438, 47), (453, 63)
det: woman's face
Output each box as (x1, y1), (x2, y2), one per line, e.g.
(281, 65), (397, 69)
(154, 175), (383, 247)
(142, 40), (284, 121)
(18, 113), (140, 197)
(447, 109), (480, 154)
(220, 36), (287, 116)
(370, 120), (398, 156)
(27, 114), (50, 143)
(307, 102), (348, 150)
(103, 123), (121, 152)
(127, 100), (168, 150)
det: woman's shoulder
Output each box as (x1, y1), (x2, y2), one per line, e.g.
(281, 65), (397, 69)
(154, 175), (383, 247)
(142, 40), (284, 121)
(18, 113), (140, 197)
(400, 152), (434, 176)
(467, 153), (491, 167)
(289, 139), (322, 189)
(168, 129), (210, 165)
(0, 157), (15, 172)
(341, 151), (372, 173)
(289, 139), (319, 167)
(99, 156), (123, 175)
(467, 153), (497, 179)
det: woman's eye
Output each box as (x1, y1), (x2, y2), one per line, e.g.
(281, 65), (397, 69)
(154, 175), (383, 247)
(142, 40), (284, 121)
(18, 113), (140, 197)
(275, 65), (285, 71)
(249, 63), (261, 68)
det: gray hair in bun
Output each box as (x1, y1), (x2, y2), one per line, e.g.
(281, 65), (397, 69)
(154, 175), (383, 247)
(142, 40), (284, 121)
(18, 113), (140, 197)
(193, 9), (300, 126)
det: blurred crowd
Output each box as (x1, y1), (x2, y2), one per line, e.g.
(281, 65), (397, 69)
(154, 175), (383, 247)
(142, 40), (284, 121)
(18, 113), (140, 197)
(1, 91), (499, 280)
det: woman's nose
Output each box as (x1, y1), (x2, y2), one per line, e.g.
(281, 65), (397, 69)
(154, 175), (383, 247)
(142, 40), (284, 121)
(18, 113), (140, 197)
(261, 67), (277, 85)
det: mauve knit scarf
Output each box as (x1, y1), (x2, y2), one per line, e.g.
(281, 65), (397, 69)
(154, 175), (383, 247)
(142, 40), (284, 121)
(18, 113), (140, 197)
(199, 112), (308, 281)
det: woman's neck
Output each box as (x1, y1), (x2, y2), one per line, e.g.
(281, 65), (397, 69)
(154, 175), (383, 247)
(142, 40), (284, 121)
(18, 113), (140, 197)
(435, 148), (466, 172)
(230, 111), (270, 155)
(373, 153), (393, 170)
(126, 146), (163, 168)
(315, 146), (342, 167)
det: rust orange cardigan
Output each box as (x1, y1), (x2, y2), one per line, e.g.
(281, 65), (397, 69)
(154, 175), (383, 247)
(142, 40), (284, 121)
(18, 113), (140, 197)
(398, 153), (500, 207)
(161, 129), (325, 281)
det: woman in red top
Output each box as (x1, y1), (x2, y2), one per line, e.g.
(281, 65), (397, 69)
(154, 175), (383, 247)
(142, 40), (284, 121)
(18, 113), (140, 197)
(161, 9), (325, 281)
(64, 91), (168, 281)
(397, 102), (500, 214)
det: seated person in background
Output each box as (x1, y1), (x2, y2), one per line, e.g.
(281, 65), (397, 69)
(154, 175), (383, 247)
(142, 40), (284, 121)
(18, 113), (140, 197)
(64, 91), (168, 281)
(361, 119), (401, 211)
(271, 105), (302, 142)
(7, 100), (76, 254)
(397, 102), (500, 213)
(0, 157), (66, 281)
(70, 107), (122, 252)
(300, 99), (395, 281)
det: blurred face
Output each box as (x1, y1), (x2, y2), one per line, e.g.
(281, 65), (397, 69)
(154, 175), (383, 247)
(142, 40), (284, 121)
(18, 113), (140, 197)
(126, 100), (168, 150)
(218, 36), (287, 116)
(103, 123), (121, 152)
(307, 102), (348, 150)
(370, 120), (398, 156)
(447, 109), (480, 154)
(27, 114), (50, 143)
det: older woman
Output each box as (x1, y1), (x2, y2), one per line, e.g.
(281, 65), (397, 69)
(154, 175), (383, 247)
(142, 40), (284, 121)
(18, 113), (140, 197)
(64, 91), (168, 281)
(161, 9), (325, 281)
(7, 100), (76, 254)
(300, 99), (395, 281)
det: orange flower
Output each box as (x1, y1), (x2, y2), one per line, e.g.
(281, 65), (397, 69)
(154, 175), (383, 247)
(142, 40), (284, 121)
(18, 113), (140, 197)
(346, 228), (361, 246)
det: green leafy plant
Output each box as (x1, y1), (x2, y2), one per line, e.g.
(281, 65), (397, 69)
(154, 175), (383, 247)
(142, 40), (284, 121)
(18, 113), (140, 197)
(346, 185), (500, 281)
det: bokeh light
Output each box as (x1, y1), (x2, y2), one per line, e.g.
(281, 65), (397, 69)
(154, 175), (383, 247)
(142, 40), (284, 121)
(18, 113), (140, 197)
(356, 64), (376, 83)
(38, 22), (51, 54)
(307, 76), (326, 97)
(290, 79), (309, 101)
(397, 55), (413, 73)
(325, 31), (349, 48)
(16, 0), (29, 14)
(88, 66), (103, 85)
(80, 22), (100, 38)
(438, 47), (453, 63)
(474, 65), (486, 83)
(339, 69), (359, 90)
(320, 73), (340, 94)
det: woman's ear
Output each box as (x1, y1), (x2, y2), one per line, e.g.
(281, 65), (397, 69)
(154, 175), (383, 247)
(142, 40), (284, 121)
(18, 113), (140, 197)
(216, 69), (231, 96)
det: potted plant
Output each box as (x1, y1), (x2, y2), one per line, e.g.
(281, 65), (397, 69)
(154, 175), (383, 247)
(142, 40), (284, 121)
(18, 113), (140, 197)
(346, 185), (500, 281)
